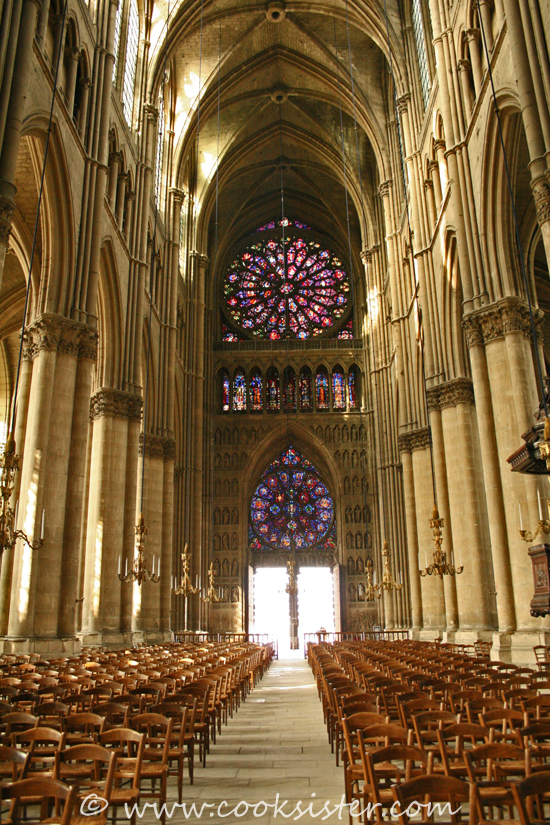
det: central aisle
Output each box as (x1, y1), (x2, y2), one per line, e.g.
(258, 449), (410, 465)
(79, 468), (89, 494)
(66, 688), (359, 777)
(168, 656), (348, 824)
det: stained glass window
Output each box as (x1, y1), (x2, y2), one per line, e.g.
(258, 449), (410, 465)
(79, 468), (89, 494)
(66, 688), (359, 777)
(299, 368), (312, 411)
(223, 236), (349, 339)
(253, 218), (313, 233)
(221, 323), (240, 342)
(283, 367), (296, 412)
(337, 318), (354, 339)
(316, 368), (329, 410)
(233, 370), (246, 412)
(349, 367), (358, 410)
(122, 0), (139, 127)
(266, 367), (280, 412)
(332, 366), (346, 410)
(250, 369), (263, 412)
(249, 446), (335, 551)
(222, 370), (230, 413)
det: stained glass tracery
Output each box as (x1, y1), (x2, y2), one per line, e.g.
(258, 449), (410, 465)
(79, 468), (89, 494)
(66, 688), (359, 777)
(299, 368), (312, 411)
(233, 370), (246, 412)
(222, 371), (230, 412)
(332, 367), (346, 410)
(222, 324), (240, 342)
(316, 368), (329, 410)
(224, 235), (350, 340)
(249, 446), (335, 552)
(250, 370), (263, 411)
(253, 218), (313, 233)
(337, 318), (354, 339)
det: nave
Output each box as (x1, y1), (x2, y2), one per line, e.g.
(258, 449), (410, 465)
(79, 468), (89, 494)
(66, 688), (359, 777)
(167, 656), (345, 824)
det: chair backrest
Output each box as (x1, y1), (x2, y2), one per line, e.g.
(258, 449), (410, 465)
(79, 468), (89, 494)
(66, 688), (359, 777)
(54, 743), (116, 800)
(0, 745), (26, 782)
(464, 741), (525, 782)
(2, 777), (77, 825)
(99, 727), (144, 789)
(511, 769), (550, 825)
(391, 774), (472, 825)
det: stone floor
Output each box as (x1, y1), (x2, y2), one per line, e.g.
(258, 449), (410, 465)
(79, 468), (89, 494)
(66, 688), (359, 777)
(159, 656), (349, 824)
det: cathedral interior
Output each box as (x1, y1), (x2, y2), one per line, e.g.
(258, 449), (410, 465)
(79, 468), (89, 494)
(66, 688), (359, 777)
(0, 0), (550, 665)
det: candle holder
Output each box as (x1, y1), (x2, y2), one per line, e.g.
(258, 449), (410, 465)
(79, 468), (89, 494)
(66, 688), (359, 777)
(118, 512), (160, 585)
(519, 491), (550, 543)
(0, 433), (44, 557)
(172, 544), (198, 597)
(201, 562), (221, 603)
(379, 540), (403, 592)
(420, 505), (464, 578)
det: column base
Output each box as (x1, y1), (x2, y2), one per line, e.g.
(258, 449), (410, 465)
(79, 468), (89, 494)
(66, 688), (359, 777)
(78, 630), (174, 649)
(0, 636), (82, 657)
(497, 630), (550, 667)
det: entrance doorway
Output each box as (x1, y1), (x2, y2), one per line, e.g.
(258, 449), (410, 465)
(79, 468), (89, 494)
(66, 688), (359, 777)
(252, 566), (335, 655)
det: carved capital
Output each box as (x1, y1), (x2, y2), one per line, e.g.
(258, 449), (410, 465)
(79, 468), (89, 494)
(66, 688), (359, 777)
(24, 315), (98, 361)
(427, 378), (475, 411)
(143, 103), (158, 123)
(462, 298), (544, 347)
(109, 151), (123, 166)
(139, 432), (175, 459)
(457, 58), (471, 73)
(396, 93), (411, 115)
(378, 180), (392, 199)
(434, 139), (446, 154)
(424, 179), (434, 191)
(89, 388), (143, 421)
(398, 426), (432, 453)
(466, 28), (480, 42)
(532, 178), (550, 226)
(170, 188), (186, 205)
(0, 197), (14, 246)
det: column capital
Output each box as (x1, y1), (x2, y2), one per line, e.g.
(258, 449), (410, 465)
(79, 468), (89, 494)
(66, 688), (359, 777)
(0, 197), (14, 246)
(378, 180), (392, 199)
(462, 296), (544, 348)
(23, 314), (98, 361)
(426, 377), (475, 411)
(532, 178), (550, 226)
(457, 58), (471, 73)
(396, 93), (411, 114)
(169, 187), (186, 205)
(143, 103), (158, 123)
(89, 388), (143, 421)
(466, 28), (480, 42)
(398, 426), (431, 454)
(138, 432), (176, 460)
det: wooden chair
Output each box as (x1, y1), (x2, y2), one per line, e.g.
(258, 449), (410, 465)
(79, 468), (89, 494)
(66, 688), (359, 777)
(511, 770), (550, 825)
(130, 714), (173, 825)
(391, 774), (473, 825)
(150, 704), (189, 803)
(16, 727), (65, 778)
(53, 744), (116, 825)
(436, 722), (489, 780)
(464, 742), (526, 820)
(359, 740), (431, 823)
(2, 712), (38, 745)
(0, 744), (26, 785)
(63, 713), (106, 746)
(99, 728), (144, 825)
(478, 708), (524, 744)
(1, 777), (77, 825)
(92, 702), (129, 729)
(412, 710), (457, 764)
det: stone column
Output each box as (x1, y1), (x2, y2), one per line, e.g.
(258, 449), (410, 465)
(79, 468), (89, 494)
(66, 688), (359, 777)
(466, 30), (483, 95)
(399, 432), (427, 634)
(108, 151), (121, 208)
(0, 0), (41, 292)
(65, 48), (80, 116)
(115, 172), (127, 227)
(81, 389), (141, 644)
(458, 60), (474, 121)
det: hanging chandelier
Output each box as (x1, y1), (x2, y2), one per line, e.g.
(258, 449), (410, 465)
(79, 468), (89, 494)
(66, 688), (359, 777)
(0, 434), (44, 557)
(118, 513), (160, 586)
(419, 505), (463, 578)
(365, 541), (402, 599)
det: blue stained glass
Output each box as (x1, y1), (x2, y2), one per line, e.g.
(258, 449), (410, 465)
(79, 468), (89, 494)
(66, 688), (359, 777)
(249, 446), (335, 551)
(222, 323), (240, 342)
(233, 371), (246, 412)
(332, 369), (346, 410)
(337, 318), (354, 339)
(222, 372), (230, 413)
(349, 370), (357, 409)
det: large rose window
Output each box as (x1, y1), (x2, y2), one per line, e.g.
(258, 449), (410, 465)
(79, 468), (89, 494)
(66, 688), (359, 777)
(223, 235), (350, 340)
(249, 446), (335, 551)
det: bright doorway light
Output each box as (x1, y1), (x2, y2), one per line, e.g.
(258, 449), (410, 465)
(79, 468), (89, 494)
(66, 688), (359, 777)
(298, 567), (335, 648)
(253, 566), (335, 655)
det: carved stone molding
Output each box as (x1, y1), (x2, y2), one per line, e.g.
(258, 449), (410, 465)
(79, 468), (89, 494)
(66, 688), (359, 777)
(378, 180), (392, 199)
(139, 432), (175, 461)
(427, 378), (475, 411)
(532, 179), (550, 226)
(0, 197), (14, 246)
(251, 550), (337, 569)
(396, 93), (411, 114)
(398, 426), (431, 453)
(462, 298), (543, 348)
(89, 388), (143, 422)
(23, 315), (98, 362)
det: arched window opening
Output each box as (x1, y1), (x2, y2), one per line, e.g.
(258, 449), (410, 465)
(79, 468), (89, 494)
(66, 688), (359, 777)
(249, 369), (263, 412)
(154, 94), (164, 203)
(122, 0), (139, 127)
(283, 367), (296, 412)
(248, 446), (336, 552)
(316, 367), (329, 411)
(332, 365), (346, 411)
(349, 365), (359, 410)
(299, 367), (312, 411)
(233, 369), (246, 412)
(266, 366), (280, 412)
(412, 0), (431, 106)
(221, 370), (230, 413)
(112, 0), (123, 83)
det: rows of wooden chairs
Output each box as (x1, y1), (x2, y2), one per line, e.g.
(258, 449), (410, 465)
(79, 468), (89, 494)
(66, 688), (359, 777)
(0, 640), (274, 823)
(309, 639), (550, 825)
